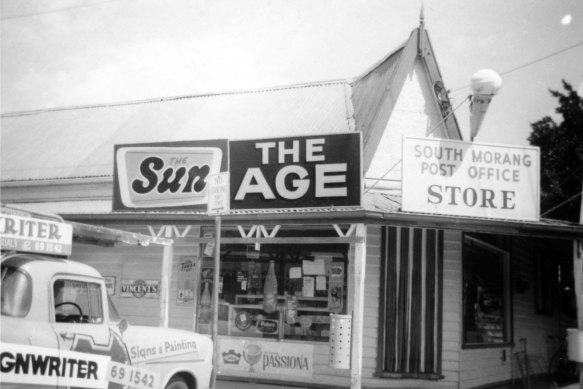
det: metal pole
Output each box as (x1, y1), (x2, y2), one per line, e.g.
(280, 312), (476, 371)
(350, 224), (366, 389)
(160, 243), (173, 328)
(211, 216), (221, 389)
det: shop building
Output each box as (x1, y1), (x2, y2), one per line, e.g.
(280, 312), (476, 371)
(2, 25), (583, 389)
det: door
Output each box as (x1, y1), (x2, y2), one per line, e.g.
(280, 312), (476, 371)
(51, 276), (124, 388)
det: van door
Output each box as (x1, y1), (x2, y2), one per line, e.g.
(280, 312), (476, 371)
(50, 277), (128, 388)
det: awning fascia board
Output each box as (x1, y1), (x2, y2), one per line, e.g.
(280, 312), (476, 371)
(62, 210), (583, 240)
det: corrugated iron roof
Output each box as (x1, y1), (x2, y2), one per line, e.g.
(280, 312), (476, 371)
(1, 81), (355, 182)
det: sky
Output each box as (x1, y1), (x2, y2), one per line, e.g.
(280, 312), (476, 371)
(1, 0), (582, 146)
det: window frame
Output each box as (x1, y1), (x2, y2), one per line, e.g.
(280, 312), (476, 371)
(1, 265), (33, 318)
(52, 278), (105, 324)
(462, 235), (512, 349)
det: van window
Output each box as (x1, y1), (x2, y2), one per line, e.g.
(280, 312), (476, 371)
(53, 279), (104, 324)
(1, 265), (32, 317)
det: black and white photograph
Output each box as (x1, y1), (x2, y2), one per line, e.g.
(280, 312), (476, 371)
(1, 1), (583, 388)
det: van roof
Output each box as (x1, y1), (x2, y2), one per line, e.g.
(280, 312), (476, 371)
(1, 253), (103, 280)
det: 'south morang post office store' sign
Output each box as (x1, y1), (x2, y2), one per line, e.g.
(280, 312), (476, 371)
(113, 134), (362, 212)
(402, 137), (540, 221)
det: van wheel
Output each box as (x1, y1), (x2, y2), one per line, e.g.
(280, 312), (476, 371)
(165, 376), (189, 389)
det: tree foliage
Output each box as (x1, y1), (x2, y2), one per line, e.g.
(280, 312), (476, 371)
(528, 80), (583, 222)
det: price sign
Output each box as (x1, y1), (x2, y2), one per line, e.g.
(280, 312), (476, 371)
(207, 173), (230, 215)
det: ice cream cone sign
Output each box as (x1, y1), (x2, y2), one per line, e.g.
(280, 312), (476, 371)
(469, 69), (503, 141)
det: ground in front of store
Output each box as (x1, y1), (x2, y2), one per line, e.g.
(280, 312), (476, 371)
(215, 377), (581, 389)
(216, 379), (305, 389)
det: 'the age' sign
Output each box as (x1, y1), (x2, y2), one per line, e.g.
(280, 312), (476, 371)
(230, 134), (362, 210)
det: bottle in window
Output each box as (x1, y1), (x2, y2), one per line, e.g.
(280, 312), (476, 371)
(286, 294), (298, 324)
(263, 260), (278, 313)
(199, 281), (212, 323)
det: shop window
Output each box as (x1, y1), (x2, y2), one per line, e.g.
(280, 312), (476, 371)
(53, 279), (104, 324)
(379, 227), (443, 378)
(462, 235), (511, 347)
(196, 226), (348, 343)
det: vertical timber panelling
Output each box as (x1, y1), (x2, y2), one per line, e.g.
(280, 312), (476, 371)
(442, 230), (462, 386)
(363, 225), (381, 379)
(116, 223), (200, 332)
(511, 237), (559, 378)
(71, 240), (165, 327)
(71, 223), (202, 331)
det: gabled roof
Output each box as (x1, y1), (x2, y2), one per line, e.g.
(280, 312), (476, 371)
(1, 81), (355, 182)
(1, 26), (459, 185)
(1, 26), (580, 239)
(352, 26), (461, 169)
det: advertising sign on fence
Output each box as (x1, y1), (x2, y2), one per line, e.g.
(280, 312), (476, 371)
(402, 137), (540, 221)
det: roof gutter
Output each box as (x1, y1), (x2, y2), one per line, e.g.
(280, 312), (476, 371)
(62, 209), (583, 240)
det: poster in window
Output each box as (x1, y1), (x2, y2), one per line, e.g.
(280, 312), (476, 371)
(177, 257), (196, 305)
(328, 262), (344, 312)
(103, 276), (116, 296)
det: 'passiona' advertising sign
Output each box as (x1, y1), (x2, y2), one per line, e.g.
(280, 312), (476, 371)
(219, 338), (313, 378)
(402, 137), (540, 221)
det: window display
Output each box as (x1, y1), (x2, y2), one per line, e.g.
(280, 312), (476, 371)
(195, 227), (348, 343)
(462, 234), (511, 347)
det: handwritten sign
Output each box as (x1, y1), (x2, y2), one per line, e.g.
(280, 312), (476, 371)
(207, 172), (230, 215)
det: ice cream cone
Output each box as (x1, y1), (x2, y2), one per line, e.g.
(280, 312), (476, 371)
(470, 94), (493, 141)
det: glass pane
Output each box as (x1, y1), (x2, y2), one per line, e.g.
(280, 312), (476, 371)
(196, 226), (348, 343)
(1, 266), (32, 317)
(54, 280), (103, 324)
(463, 236), (509, 345)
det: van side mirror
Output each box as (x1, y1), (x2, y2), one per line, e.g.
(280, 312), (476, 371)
(118, 319), (129, 334)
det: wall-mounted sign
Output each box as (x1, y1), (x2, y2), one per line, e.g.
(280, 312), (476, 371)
(219, 338), (313, 378)
(0, 212), (73, 256)
(120, 279), (160, 299)
(177, 257), (196, 305)
(113, 140), (228, 211)
(402, 137), (540, 221)
(103, 276), (116, 296)
(207, 172), (230, 215)
(230, 133), (362, 210)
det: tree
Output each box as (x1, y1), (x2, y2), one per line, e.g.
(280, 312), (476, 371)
(528, 80), (583, 222)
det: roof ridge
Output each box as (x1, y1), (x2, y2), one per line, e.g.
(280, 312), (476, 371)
(350, 33), (410, 85)
(1, 78), (351, 117)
